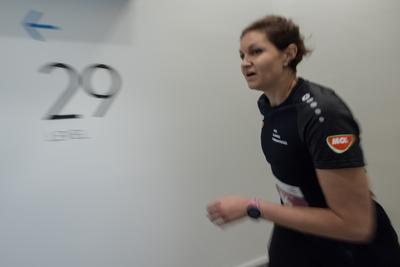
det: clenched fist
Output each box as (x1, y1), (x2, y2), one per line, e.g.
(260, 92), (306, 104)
(207, 196), (250, 226)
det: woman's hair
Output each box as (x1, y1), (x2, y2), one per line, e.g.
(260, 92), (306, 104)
(241, 15), (311, 71)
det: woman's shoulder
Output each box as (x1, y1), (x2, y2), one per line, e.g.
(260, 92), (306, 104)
(296, 78), (353, 118)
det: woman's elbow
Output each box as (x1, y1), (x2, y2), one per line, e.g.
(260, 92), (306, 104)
(352, 226), (375, 243)
(347, 217), (376, 243)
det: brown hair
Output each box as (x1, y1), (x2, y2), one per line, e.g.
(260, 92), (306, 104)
(241, 15), (311, 71)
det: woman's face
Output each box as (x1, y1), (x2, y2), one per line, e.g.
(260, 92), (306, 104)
(239, 31), (286, 91)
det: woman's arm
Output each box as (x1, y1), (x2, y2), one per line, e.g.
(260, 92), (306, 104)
(207, 167), (375, 243)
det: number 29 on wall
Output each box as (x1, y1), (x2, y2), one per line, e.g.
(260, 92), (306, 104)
(40, 63), (122, 120)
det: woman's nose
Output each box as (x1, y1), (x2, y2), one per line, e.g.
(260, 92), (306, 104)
(241, 56), (252, 67)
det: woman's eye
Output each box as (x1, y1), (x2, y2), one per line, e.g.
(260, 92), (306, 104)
(252, 48), (263, 55)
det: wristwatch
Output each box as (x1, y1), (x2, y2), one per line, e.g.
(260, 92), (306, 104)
(246, 198), (262, 219)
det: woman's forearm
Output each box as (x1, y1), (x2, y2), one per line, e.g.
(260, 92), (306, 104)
(259, 201), (374, 243)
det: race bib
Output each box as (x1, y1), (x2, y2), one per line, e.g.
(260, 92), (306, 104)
(275, 179), (309, 207)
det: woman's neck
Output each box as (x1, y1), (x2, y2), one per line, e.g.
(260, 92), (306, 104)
(262, 71), (298, 107)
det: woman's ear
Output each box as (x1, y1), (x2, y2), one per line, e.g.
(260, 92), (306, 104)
(284, 43), (298, 65)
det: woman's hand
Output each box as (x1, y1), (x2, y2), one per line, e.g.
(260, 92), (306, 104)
(207, 196), (250, 226)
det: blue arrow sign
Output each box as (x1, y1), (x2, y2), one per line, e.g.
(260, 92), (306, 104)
(22, 10), (60, 41)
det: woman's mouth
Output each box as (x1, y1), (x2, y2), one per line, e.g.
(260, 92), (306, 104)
(246, 72), (257, 79)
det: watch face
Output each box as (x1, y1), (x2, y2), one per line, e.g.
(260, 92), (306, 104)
(247, 206), (261, 219)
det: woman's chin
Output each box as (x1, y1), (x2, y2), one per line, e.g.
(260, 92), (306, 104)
(248, 84), (263, 91)
(246, 82), (257, 89)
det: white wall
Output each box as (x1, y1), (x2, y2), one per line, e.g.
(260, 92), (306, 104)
(0, 0), (398, 267)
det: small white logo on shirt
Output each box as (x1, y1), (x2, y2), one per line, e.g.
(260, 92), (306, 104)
(302, 92), (325, 123)
(302, 93), (311, 102)
(272, 129), (288, 145)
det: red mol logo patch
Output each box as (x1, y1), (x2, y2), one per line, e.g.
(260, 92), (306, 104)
(326, 134), (355, 154)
